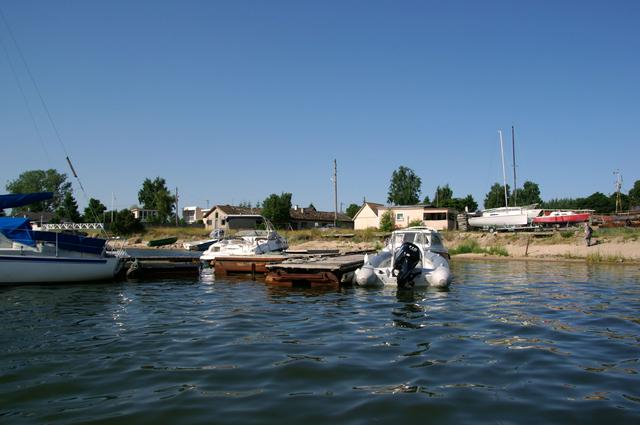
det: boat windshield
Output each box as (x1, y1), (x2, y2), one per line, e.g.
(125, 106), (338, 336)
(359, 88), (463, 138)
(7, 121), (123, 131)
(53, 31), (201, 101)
(235, 229), (269, 238)
(392, 232), (429, 247)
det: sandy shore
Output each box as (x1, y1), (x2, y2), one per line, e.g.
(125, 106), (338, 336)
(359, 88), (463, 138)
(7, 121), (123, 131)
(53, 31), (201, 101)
(108, 231), (640, 264)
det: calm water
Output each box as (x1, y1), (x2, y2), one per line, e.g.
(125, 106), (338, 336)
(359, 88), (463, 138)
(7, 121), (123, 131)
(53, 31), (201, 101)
(1, 260), (639, 424)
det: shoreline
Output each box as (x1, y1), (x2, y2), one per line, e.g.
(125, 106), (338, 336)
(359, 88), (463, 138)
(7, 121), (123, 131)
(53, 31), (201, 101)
(108, 230), (640, 265)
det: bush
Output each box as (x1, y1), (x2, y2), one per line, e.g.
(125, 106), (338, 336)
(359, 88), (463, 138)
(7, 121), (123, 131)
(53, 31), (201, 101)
(110, 210), (144, 236)
(379, 211), (395, 232)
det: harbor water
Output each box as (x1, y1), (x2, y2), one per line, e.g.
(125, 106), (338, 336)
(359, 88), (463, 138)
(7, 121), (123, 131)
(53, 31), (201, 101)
(1, 260), (639, 424)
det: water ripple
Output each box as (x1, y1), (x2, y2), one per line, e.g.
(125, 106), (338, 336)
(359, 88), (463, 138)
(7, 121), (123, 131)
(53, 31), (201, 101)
(1, 261), (640, 424)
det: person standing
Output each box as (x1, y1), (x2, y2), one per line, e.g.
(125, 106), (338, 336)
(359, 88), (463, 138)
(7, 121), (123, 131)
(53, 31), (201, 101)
(584, 222), (593, 247)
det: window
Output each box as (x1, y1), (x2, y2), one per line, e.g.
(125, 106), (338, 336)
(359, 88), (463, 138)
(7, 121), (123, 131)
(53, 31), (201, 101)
(424, 212), (447, 221)
(396, 213), (404, 221)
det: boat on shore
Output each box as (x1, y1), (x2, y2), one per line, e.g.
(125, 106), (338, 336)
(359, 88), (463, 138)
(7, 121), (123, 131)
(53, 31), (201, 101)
(354, 226), (452, 289)
(532, 210), (592, 227)
(0, 193), (124, 284)
(147, 236), (178, 247)
(468, 205), (541, 230)
(183, 229), (224, 251)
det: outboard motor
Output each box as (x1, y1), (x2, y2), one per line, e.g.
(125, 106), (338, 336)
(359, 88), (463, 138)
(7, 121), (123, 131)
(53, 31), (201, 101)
(393, 242), (422, 289)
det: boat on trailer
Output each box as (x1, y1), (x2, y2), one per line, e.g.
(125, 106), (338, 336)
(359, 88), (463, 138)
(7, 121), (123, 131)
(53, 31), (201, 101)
(0, 193), (123, 284)
(354, 226), (452, 289)
(468, 205), (542, 230)
(532, 210), (592, 227)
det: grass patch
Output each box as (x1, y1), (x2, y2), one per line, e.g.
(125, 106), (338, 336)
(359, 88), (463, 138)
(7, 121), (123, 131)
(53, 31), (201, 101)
(450, 239), (508, 256)
(560, 230), (575, 239)
(586, 252), (627, 263)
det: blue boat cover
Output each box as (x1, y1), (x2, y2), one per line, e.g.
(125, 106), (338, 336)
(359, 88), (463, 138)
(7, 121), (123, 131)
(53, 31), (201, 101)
(0, 217), (36, 246)
(32, 231), (106, 256)
(0, 192), (54, 210)
(0, 217), (106, 255)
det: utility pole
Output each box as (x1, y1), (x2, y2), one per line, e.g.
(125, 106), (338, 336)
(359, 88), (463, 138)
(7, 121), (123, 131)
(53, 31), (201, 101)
(333, 159), (338, 227)
(111, 192), (115, 222)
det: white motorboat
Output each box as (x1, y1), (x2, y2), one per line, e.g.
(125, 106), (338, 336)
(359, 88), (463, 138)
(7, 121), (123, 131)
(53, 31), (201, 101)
(0, 193), (123, 284)
(354, 226), (452, 289)
(200, 215), (288, 263)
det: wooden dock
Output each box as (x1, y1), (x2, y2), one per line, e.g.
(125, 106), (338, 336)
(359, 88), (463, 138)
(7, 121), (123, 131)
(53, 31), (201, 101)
(264, 254), (365, 288)
(123, 255), (201, 279)
(209, 254), (288, 279)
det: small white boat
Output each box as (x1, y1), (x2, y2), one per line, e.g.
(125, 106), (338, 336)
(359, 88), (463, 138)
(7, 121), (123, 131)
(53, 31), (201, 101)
(200, 215), (288, 262)
(0, 193), (123, 284)
(354, 226), (452, 289)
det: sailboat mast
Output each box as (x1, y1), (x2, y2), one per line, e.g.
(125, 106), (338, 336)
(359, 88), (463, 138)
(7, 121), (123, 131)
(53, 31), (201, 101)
(512, 126), (517, 206)
(333, 159), (338, 227)
(499, 130), (509, 208)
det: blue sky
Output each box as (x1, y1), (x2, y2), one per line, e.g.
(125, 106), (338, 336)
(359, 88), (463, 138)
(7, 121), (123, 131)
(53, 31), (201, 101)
(1, 1), (638, 212)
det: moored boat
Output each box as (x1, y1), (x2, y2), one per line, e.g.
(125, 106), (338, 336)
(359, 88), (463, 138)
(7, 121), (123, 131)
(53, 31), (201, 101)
(200, 215), (288, 275)
(0, 193), (123, 284)
(354, 226), (452, 289)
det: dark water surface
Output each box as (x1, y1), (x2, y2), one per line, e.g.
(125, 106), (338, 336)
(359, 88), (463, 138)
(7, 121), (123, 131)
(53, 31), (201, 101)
(1, 260), (639, 424)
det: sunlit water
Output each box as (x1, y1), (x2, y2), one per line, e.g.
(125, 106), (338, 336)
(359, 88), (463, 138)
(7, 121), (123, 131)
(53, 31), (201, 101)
(1, 260), (639, 424)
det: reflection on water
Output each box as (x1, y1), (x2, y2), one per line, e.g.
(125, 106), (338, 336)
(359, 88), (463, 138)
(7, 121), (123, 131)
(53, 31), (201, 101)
(0, 260), (639, 424)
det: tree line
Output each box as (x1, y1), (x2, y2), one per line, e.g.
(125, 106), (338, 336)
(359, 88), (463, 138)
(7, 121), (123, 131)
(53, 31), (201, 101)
(3, 169), (298, 234)
(342, 165), (640, 218)
(5, 168), (640, 234)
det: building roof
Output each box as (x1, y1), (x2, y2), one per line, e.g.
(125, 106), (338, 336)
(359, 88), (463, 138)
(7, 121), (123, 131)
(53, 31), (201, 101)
(290, 208), (351, 223)
(203, 204), (352, 222)
(203, 205), (260, 218)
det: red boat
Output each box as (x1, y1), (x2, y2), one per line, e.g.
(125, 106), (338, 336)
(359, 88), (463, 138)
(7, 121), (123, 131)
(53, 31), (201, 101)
(533, 210), (592, 225)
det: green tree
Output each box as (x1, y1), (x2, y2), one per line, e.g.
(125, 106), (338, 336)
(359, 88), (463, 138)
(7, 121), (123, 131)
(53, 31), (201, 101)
(444, 194), (478, 212)
(629, 180), (640, 209)
(110, 209), (144, 235)
(345, 203), (360, 218)
(433, 184), (453, 207)
(577, 192), (614, 213)
(6, 169), (71, 212)
(137, 177), (176, 224)
(484, 183), (511, 209)
(261, 192), (292, 228)
(542, 198), (579, 210)
(387, 166), (421, 205)
(55, 192), (82, 222)
(379, 210), (395, 232)
(422, 195), (431, 204)
(83, 198), (107, 222)
(512, 181), (542, 206)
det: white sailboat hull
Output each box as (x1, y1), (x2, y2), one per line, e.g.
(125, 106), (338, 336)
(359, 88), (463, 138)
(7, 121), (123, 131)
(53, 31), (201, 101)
(468, 207), (541, 228)
(0, 255), (121, 284)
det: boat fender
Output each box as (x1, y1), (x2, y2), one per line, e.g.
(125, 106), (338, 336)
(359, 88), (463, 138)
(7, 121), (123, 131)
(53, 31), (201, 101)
(393, 242), (421, 289)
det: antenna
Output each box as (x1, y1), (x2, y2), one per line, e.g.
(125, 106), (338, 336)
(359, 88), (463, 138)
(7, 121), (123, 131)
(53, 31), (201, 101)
(614, 170), (623, 213)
